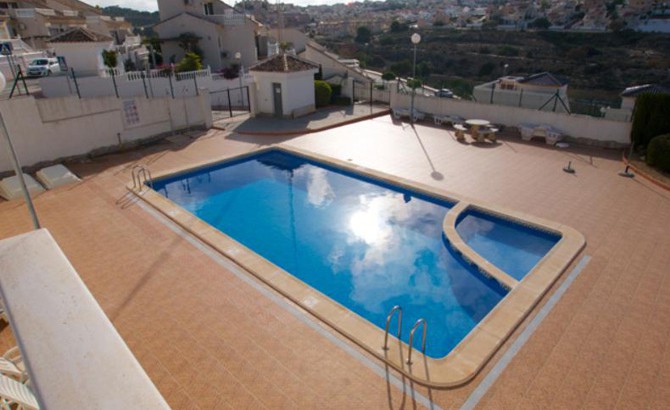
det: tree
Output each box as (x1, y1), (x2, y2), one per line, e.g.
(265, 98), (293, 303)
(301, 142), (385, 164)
(176, 32), (202, 57)
(530, 17), (551, 29)
(355, 26), (372, 43)
(175, 52), (202, 73)
(381, 71), (396, 82)
(314, 81), (332, 107)
(101, 50), (117, 69)
(407, 78), (422, 89)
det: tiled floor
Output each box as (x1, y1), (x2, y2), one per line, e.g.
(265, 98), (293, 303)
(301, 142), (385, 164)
(1, 115), (669, 409)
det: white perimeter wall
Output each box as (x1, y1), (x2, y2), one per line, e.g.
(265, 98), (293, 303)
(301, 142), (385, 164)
(0, 93), (213, 173)
(392, 85), (631, 146)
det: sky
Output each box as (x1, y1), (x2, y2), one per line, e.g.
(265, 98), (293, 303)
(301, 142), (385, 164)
(86, 0), (350, 12)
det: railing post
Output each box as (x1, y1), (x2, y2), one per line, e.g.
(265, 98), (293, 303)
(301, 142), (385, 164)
(110, 69), (119, 98)
(193, 74), (199, 96)
(246, 86), (251, 113)
(141, 71), (149, 99)
(227, 89), (233, 117)
(369, 81), (373, 107)
(168, 71), (175, 99)
(71, 68), (81, 99)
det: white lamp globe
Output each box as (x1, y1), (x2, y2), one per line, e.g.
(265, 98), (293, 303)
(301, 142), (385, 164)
(411, 33), (421, 45)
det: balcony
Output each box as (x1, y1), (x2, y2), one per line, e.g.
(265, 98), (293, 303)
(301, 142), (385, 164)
(204, 13), (247, 27)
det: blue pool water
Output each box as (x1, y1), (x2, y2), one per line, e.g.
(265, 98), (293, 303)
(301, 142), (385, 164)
(456, 210), (560, 281)
(153, 150), (556, 358)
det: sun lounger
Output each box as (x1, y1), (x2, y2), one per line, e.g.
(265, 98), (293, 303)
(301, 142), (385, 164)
(434, 114), (464, 126)
(393, 108), (410, 120)
(0, 347), (26, 382)
(0, 175), (45, 201)
(0, 374), (39, 409)
(518, 123), (564, 145)
(35, 165), (80, 190)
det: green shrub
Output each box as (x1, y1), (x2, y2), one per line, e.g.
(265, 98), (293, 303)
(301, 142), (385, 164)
(332, 96), (351, 106)
(646, 133), (670, 172)
(631, 93), (670, 148)
(101, 50), (117, 69)
(175, 52), (202, 73)
(314, 81), (332, 107)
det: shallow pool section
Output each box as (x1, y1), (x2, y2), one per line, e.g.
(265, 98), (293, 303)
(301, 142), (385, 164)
(154, 150), (513, 358)
(456, 210), (560, 281)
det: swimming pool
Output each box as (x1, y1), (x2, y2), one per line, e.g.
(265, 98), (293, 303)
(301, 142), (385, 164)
(139, 146), (585, 386)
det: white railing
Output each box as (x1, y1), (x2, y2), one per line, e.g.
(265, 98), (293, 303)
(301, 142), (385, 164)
(99, 67), (122, 77)
(15, 9), (36, 18)
(207, 13), (247, 26)
(62, 10), (79, 17)
(35, 8), (56, 16)
(122, 66), (211, 82)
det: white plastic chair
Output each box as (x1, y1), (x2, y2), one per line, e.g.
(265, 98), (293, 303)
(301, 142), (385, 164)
(0, 374), (39, 409)
(0, 347), (26, 382)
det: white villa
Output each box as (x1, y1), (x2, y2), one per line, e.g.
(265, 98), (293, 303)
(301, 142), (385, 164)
(153, 0), (261, 71)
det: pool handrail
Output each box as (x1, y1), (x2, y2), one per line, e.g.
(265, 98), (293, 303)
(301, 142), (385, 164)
(382, 305), (403, 351)
(406, 318), (427, 365)
(131, 165), (153, 190)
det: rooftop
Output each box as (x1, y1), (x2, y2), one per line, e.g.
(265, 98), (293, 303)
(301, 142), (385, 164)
(0, 116), (669, 408)
(518, 72), (569, 87)
(621, 83), (670, 97)
(48, 27), (113, 43)
(250, 53), (318, 73)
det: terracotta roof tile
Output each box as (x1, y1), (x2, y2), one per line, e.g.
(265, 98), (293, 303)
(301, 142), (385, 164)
(250, 53), (318, 73)
(49, 27), (113, 43)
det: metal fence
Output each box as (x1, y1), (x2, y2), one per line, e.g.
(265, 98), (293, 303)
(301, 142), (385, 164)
(209, 86), (251, 117)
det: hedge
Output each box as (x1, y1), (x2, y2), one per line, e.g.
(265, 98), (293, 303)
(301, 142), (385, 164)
(631, 93), (670, 148)
(646, 133), (670, 172)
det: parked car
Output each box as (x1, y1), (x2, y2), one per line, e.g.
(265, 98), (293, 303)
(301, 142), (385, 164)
(26, 58), (60, 77)
(435, 88), (455, 98)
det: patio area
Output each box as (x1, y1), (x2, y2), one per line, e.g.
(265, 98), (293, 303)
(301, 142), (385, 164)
(1, 115), (669, 409)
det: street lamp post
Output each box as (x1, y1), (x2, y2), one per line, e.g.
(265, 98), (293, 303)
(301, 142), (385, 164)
(410, 33), (421, 124)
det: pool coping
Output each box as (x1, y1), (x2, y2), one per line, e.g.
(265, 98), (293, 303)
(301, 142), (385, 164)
(129, 145), (586, 388)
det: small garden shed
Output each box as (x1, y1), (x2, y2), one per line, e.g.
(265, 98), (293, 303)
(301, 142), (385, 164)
(249, 53), (318, 118)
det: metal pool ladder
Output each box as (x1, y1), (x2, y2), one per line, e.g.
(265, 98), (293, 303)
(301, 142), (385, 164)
(383, 305), (403, 351)
(131, 165), (153, 190)
(406, 318), (427, 365)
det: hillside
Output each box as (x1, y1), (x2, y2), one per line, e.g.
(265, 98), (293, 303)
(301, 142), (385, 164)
(321, 29), (670, 110)
(102, 5), (160, 34)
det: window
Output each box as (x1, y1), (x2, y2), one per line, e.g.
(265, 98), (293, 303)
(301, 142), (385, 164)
(203, 2), (214, 15)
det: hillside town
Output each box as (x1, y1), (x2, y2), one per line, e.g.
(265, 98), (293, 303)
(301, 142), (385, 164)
(243, 0), (670, 36)
(0, 1), (669, 410)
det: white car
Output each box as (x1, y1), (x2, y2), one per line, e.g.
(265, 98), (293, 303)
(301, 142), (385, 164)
(26, 58), (60, 77)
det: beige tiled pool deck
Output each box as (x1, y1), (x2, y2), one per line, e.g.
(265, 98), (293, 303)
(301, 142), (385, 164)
(1, 115), (670, 409)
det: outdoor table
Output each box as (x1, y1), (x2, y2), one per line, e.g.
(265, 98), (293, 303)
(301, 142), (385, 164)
(465, 119), (491, 142)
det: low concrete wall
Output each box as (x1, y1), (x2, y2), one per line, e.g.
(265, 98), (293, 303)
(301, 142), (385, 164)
(392, 86), (631, 147)
(0, 93), (212, 173)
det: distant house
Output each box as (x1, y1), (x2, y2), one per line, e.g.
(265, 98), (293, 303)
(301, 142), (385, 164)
(153, 0), (261, 71)
(620, 83), (670, 110)
(249, 53), (318, 118)
(48, 27), (117, 76)
(473, 72), (571, 113)
(4, 0), (132, 50)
